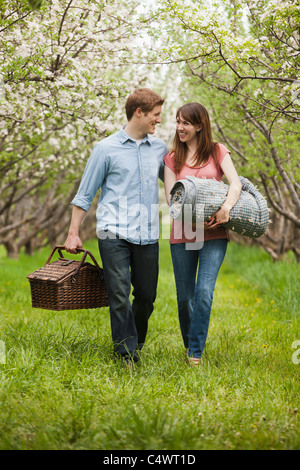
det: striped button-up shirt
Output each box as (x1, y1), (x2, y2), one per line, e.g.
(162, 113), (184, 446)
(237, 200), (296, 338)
(71, 127), (168, 244)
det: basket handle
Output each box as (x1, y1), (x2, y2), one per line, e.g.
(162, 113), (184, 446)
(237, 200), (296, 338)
(46, 245), (102, 273)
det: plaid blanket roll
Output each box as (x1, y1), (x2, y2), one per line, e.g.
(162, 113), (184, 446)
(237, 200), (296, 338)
(169, 176), (269, 239)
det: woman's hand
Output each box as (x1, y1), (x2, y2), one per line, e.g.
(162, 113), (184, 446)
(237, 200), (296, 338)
(205, 203), (231, 230)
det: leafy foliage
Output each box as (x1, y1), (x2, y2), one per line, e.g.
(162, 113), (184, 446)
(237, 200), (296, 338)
(149, 0), (300, 259)
(0, 0), (147, 256)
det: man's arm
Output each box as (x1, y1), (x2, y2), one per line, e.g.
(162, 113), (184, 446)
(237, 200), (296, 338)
(64, 142), (106, 253)
(158, 160), (164, 182)
(64, 205), (87, 253)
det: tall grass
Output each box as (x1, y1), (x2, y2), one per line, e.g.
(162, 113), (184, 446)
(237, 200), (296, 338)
(0, 239), (299, 450)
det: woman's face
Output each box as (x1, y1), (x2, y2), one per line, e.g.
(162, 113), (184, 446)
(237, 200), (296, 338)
(176, 112), (201, 145)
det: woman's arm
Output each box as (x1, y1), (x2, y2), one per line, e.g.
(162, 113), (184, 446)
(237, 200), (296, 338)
(164, 165), (177, 204)
(205, 153), (242, 228)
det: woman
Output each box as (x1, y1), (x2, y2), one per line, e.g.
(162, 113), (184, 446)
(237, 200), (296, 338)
(164, 102), (242, 367)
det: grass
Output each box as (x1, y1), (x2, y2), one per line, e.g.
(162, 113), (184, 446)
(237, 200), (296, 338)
(0, 237), (299, 450)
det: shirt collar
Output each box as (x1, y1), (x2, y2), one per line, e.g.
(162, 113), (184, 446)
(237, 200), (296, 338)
(119, 126), (151, 145)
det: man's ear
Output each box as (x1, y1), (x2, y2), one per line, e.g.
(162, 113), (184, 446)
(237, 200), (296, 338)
(135, 107), (144, 118)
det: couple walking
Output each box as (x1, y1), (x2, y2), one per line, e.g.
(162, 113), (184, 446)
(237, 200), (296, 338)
(65, 88), (241, 367)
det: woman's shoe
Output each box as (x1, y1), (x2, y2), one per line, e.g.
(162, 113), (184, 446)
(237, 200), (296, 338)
(187, 356), (201, 368)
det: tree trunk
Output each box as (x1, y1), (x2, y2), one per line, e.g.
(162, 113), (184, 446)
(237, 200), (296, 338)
(4, 240), (19, 259)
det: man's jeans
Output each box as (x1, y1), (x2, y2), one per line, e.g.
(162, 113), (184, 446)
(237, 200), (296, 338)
(170, 239), (227, 359)
(98, 236), (159, 360)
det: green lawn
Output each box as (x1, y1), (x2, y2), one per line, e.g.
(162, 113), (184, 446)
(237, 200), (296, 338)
(0, 238), (299, 450)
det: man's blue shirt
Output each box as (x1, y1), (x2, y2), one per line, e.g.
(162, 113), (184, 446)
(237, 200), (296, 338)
(71, 127), (169, 244)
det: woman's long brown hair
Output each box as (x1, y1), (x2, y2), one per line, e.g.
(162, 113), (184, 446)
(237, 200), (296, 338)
(172, 102), (217, 173)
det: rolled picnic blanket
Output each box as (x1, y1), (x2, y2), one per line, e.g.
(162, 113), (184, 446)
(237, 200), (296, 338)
(169, 175), (269, 238)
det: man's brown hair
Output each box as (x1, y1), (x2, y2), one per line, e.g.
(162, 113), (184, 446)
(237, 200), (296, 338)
(125, 88), (165, 121)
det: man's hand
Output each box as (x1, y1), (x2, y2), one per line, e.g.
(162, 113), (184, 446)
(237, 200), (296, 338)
(64, 206), (86, 253)
(64, 234), (83, 254)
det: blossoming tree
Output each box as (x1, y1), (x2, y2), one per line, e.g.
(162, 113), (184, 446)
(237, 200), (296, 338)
(0, 0), (149, 257)
(150, 0), (300, 260)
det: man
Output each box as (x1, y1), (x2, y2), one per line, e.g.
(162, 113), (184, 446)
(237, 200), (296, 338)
(65, 88), (168, 365)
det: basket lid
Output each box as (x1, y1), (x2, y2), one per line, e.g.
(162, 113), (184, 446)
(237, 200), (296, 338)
(27, 258), (82, 283)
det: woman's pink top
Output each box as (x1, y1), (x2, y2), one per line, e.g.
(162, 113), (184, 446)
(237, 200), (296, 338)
(164, 143), (230, 244)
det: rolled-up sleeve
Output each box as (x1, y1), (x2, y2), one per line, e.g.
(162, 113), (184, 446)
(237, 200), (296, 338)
(71, 143), (107, 211)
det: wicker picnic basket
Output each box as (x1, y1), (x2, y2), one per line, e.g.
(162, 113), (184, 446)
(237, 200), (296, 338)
(27, 245), (109, 311)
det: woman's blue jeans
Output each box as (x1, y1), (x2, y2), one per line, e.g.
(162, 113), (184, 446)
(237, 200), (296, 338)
(98, 236), (158, 360)
(170, 239), (227, 359)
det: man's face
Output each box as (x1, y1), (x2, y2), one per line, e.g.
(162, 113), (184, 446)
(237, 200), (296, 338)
(139, 105), (162, 135)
